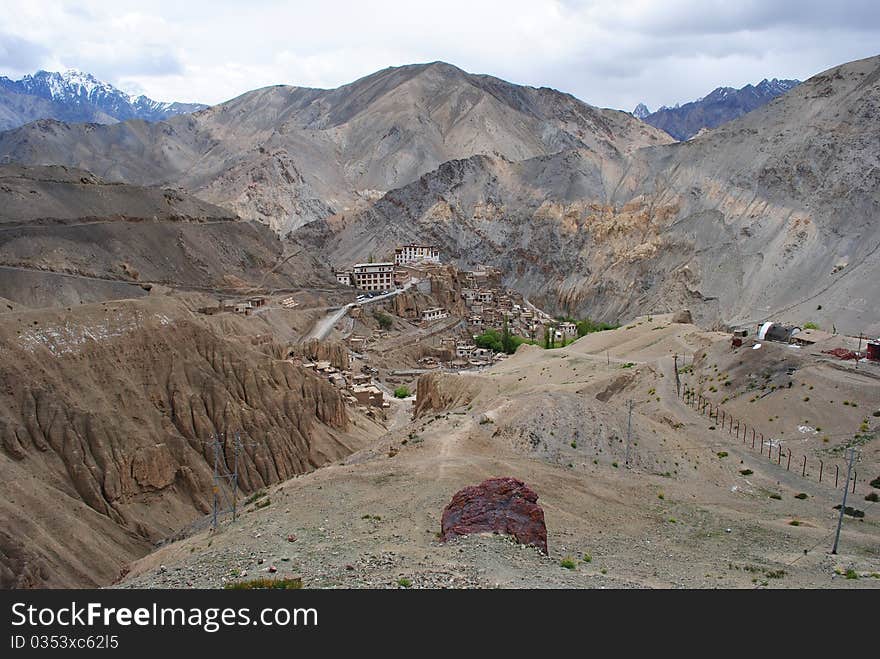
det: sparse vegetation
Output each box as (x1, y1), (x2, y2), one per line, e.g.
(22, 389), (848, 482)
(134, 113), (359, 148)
(845, 569), (858, 580)
(769, 493), (782, 500)
(740, 469), (753, 476)
(865, 492), (879, 502)
(225, 577), (302, 590)
(833, 505), (865, 518)
(582, 553), (592, 563)
(397, 577), (412, 588)
(560, 557), (577, 570)
(243, 489), (267, 505)
(788, 520), (801, 526)
(254, 498), (271, 510)
(803, 322), (820, 330)
(794, 492), (808, 500)
(373, 312), (393, 330)
(717, 451), (728, 458)
(393, 386), (410, 398)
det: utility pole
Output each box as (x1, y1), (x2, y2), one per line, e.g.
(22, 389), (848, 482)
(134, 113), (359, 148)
(673, 354), (680, 397)
(210, 430), (244, 530)
(625, 399), (634, 467)
(831, 447), (858, 555)
(211, 432), (220, 531)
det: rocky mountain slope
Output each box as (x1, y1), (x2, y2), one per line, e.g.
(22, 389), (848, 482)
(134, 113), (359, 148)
(635, 78), (800, 140)
(0, 62), (672, 234)
(0, 69), (207, 131)
(0, 165), (333, 308)
(297, 55), (880, 335)
(0, 296), (379, 587)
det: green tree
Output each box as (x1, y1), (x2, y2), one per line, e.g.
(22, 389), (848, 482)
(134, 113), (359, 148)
(501, 318), (515, 354)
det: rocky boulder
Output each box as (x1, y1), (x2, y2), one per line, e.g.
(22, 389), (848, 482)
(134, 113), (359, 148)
(440, 477), (548, 554)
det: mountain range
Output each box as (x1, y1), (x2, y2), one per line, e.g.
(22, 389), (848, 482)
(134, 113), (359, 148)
(1, 57), (878, 335)
(0, 62), (671, 235)
(0, 69), (207, 131)
(635, 78), (800, 140)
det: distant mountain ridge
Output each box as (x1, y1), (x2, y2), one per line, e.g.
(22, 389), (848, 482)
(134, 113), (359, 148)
(634, 78), (800, 140)
(0, 61), (672, 235)
(0, 69), (207, 131)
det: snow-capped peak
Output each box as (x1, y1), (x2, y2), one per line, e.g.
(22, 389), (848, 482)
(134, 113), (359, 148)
(632, 102), (650, 120)
(0, 69), (208, 125)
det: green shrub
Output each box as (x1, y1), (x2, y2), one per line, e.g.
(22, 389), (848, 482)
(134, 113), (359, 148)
(560, 557), (577, 570)
(845, 569), (858, 580)
(803, 322), (820, 330)
(225, 577), (302, 590)
(373, 312), (393, 330)
(717, 451), (728, 458)
(769, 493), (782, 500)
(865, 492), (879, 502)
(582, 553), (592, 563)
(254, 498), (271, 509)
(243, 490), (267, 505)
(393, 386), (410, 398)
(740, 469), (753, 476)
(397, 577), (412, 588)
(794, 493), (808, 500)
(789, 520), (801, 526)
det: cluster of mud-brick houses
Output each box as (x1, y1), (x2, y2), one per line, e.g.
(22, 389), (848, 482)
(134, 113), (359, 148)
(292, 357), (390, 410)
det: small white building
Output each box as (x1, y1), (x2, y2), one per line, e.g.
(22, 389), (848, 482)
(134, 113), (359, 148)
(456, 343), (476, 358)
(395, 244), (440, 266)
(558, 322), (577, 339)
(421, 307), (449, 322)
(335, 271), (353, 286)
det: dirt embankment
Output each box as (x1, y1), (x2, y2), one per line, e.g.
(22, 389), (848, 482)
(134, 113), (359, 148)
(414, 372), (483, 418)
(0, 298), (366, 588)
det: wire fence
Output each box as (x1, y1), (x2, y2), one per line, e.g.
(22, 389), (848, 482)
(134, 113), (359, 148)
(676, 383), (873, 497)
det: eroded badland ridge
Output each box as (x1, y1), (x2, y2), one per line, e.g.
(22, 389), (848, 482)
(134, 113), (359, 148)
(0, 57), (878, 589)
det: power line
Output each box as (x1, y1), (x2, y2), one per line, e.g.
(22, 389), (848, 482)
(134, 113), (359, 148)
(831, 447), (859, 555)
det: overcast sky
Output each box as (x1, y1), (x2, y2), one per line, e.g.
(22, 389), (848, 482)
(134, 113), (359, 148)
(1, 0), (878, 112)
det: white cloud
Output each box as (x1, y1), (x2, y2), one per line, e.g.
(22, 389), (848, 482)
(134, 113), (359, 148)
(0, 0), (877, 110)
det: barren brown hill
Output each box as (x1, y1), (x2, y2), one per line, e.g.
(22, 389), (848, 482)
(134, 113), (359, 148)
(0, 165), (334, 308)
(0, 63), (672, 235)
(296, 55), (880, 335)
(0, 296), (382, 588)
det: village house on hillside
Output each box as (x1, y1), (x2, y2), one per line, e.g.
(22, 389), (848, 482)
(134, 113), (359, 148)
(352, 262), (394, 291)
(394, 244), (440, 266)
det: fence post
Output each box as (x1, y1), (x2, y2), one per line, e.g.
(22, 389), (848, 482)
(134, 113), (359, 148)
(751, 428), (755, 444)
(787, 450), (792, 471)
(819, 460), (823, 483)
(802, 455), (807, 477)
(852, 471), (857, 494)
(751, 432), (756, 449)
(835, 464), (839, 488)
(777, 444), (782, 465)
(721, 410), (725, 426)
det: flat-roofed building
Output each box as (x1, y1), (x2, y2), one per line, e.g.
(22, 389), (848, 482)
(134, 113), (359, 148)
(352, 263), (394, 291)
(395, 244), (440, 265)
(421, 307), (449, 322)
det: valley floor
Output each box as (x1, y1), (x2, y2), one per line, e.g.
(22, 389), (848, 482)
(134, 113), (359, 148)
(118, 315), (880, 589)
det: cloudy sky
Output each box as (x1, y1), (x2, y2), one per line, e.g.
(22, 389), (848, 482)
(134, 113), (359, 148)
(1, 0), (879, 112)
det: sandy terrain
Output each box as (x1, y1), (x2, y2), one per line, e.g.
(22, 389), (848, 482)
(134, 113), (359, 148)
(119, 315), (880, 589)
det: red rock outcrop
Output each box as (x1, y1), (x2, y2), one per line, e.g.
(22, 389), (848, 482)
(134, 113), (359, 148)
(440, 477), (548, 554)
